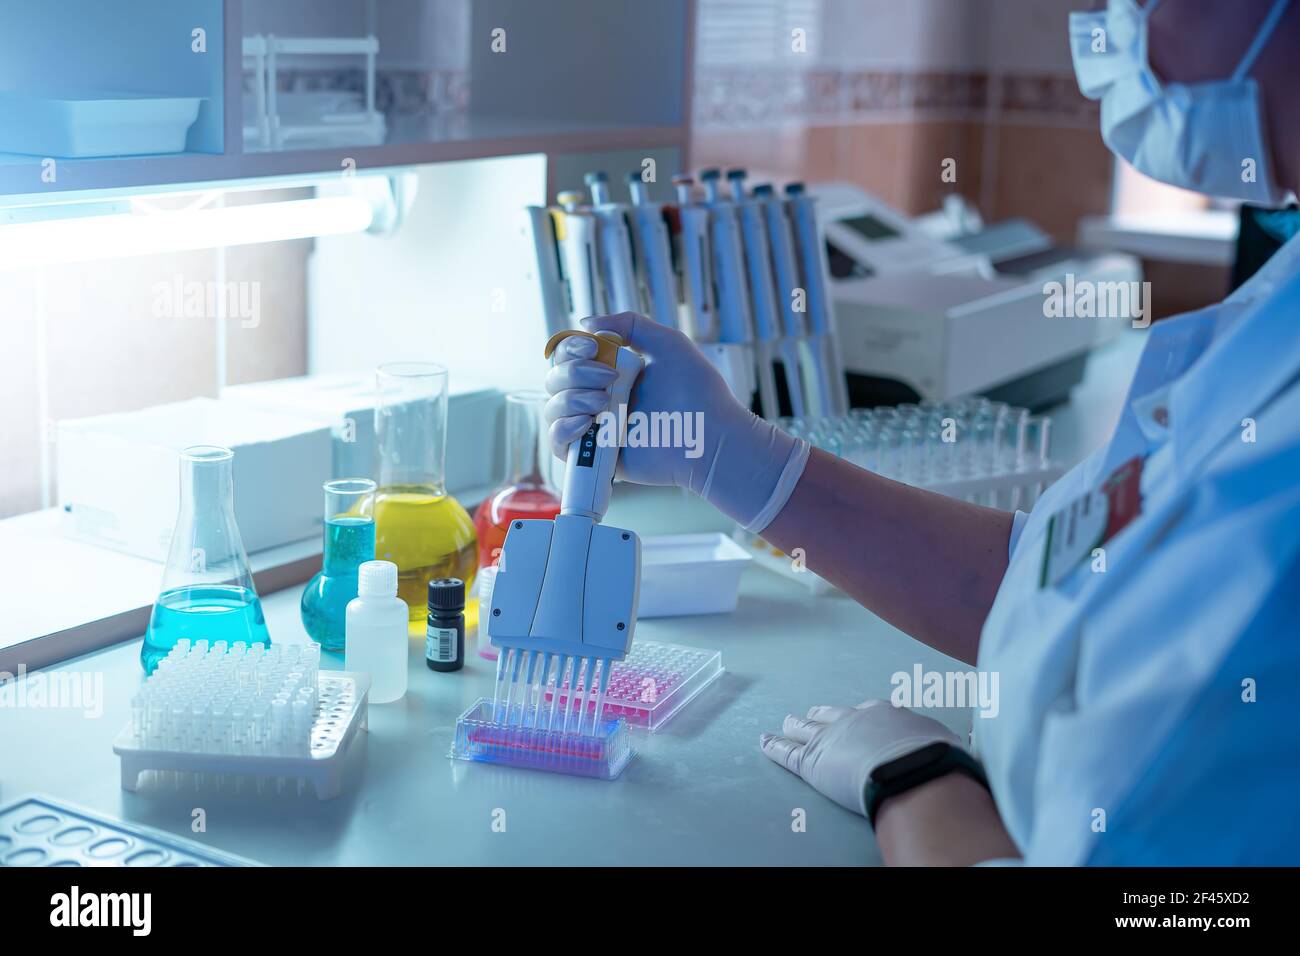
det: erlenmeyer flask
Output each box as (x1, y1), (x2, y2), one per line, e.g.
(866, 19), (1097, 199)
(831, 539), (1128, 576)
(141, 445), (270, 674)
(372, 362), (478, 628)
(473, 391), (561, 568)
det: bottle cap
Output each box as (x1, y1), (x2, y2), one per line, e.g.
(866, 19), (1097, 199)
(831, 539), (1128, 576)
(428, 577), (465, 613)
(358, 560), (398, 598)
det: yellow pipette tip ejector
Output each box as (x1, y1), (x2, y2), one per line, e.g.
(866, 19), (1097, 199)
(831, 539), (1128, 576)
(543, 329), (624, 369)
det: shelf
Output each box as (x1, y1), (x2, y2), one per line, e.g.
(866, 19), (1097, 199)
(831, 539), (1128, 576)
(0, 0), (693, 200)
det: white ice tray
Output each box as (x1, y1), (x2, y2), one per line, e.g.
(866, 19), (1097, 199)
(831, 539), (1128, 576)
(638, 532), (752, 617)
(113, 672), (369, 800)
(0, 90), (203, 158)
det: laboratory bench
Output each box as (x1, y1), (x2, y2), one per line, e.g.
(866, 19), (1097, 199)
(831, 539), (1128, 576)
(0, 485), (965, 867)
(0, 335), (1145, 866)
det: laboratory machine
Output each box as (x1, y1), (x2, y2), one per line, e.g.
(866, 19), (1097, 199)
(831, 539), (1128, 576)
(814, 183), (1143, 410)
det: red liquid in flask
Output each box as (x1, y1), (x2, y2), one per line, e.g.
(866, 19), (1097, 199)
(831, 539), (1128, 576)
(473, 483), (561, 567)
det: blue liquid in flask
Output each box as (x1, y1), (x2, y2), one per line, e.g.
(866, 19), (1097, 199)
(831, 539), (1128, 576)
(141, 584), (271, 674)
(300, 516), (376, 652)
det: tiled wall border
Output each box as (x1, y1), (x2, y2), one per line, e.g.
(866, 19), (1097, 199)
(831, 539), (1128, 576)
(694, 68), (1098, 128)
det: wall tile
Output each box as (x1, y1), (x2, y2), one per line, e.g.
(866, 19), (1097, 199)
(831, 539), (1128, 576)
(988, 124), (1113, 241)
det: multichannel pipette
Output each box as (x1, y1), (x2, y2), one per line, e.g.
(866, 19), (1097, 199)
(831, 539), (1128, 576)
(487, 329), (644, 739)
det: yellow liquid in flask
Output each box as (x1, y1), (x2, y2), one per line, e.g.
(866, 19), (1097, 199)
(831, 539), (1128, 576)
(373, 488), (478, 625)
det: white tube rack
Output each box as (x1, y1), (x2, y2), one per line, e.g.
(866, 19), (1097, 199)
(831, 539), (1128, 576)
(243, 35), (386, 151)
(114, 656), (369, 800)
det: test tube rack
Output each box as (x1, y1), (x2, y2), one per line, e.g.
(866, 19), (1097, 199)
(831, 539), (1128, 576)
(0, 795), (258, 867)
(114, 641), (369, 800)
(742, 401), (1064, 594)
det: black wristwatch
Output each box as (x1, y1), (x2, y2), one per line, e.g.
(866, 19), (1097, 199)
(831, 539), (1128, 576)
(864, 742), (990, 829)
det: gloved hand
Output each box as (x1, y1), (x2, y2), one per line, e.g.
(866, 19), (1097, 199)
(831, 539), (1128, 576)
(759, 700), (962, 816)
(544, 312), (809, 532)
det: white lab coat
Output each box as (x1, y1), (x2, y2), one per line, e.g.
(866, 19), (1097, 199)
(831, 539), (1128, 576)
(974, 233), (1300, 865)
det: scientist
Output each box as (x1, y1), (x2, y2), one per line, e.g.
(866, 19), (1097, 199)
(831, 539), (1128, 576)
(546, 0), (1300, 865)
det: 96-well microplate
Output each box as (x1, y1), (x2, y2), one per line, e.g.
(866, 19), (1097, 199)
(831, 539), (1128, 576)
(545, 641), (723, 732)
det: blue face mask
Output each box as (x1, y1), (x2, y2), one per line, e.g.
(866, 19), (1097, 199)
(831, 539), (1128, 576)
(1070, 0), (1293, 205)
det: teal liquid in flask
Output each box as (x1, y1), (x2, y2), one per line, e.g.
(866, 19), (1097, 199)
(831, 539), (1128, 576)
(300, 478), (377, 652)
(141, 445), (271, 674)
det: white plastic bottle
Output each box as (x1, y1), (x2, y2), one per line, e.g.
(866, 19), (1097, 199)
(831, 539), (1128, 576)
(345, 560), (408, 703)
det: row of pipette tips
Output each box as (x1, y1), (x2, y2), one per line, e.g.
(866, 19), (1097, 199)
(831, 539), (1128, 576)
(490, 647), (617, 738)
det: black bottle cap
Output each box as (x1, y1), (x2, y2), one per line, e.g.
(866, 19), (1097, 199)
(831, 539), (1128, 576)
(699, 167), (721, 181)
(428, 577), (465, 613)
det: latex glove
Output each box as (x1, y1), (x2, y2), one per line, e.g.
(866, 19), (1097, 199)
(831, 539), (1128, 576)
(544, 312), (809, 532)
(759, 700), (962, 816)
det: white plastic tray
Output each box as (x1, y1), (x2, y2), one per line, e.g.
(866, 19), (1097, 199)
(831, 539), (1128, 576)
(113, 672), (369, 800)
(0, 795), (258, 867)
(638, 532), (752, 617)
(0, 90), (203, 158)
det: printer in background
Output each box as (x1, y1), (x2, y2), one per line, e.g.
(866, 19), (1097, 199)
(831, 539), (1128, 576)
(815, 183), (1143, 411)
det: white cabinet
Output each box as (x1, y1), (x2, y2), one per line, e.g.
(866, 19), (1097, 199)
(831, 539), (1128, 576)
(0, 0), (692, 198)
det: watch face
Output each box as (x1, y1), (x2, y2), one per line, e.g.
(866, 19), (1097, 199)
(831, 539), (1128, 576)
(872, 742), (950, 784)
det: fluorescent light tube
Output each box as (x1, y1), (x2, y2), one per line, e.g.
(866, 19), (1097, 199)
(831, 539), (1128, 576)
(0, 194), (374, 270)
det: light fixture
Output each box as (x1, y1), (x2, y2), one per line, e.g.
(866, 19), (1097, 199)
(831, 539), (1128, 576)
(0, 171), (416, 271)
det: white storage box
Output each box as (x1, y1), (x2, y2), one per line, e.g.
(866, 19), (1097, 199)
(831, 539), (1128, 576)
(223, 372), (503, 494)
(57, 398), (331, 562)
(637, 533), (752, 618)
(0, 91), (203, 158)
